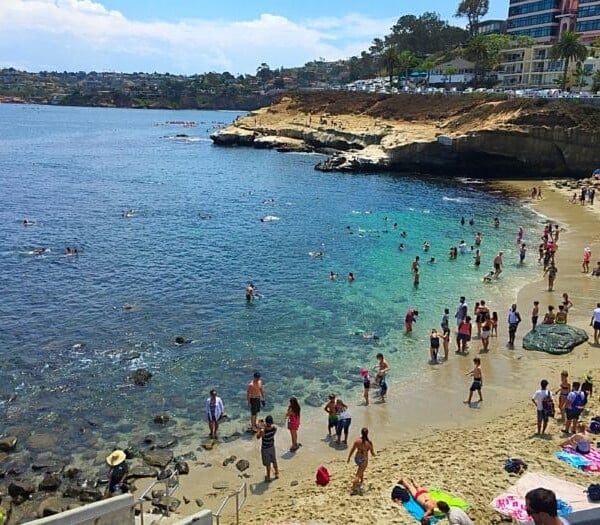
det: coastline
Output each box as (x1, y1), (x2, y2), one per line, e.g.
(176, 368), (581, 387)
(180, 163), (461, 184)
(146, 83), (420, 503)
(156, 179), (600, 524)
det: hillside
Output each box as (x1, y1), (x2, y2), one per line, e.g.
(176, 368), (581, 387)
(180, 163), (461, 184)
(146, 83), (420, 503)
(211, 91), (600, 178)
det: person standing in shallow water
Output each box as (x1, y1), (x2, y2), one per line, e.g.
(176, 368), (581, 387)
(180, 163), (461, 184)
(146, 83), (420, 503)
(324, 393), (337, 437)
(464, 357), (483, 405)
(347, 427), (375, 495)
(206, 389), (225, 439)
(247, 372), (265, 432)
(507, 304), (522, 348)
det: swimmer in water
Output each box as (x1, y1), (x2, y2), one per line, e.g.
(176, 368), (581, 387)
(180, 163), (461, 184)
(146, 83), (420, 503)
(423, 241), (430, 252)
(483, 271), (495, 283)
(400, 231), (407, 238)
(428, 257), (435, 264)
(23, 218), (34, 226)
(398, 243), (405, 251)
(34, 248), (47, 255)
(246, 282), (255, 302)
(348, 272), (355, 283)
(329, 271), (337, 281)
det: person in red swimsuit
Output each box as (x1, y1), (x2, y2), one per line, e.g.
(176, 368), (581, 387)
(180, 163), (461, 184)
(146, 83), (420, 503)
(398, 477), (437, 522)
(286, 397), (302, 452)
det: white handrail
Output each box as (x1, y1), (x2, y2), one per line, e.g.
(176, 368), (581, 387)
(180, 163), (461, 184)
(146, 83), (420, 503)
(212, 483), (247, 525)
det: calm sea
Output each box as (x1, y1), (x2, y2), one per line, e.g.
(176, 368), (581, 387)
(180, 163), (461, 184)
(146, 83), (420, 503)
(0, 103), (543, 463)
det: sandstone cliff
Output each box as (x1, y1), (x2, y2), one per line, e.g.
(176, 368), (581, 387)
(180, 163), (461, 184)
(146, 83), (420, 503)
(210, 92), (600, 178)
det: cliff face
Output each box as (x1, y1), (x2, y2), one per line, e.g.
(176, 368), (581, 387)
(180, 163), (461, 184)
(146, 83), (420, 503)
(210, 92), (600, 178)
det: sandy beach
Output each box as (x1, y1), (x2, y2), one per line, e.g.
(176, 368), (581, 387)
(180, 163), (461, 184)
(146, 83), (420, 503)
(144, 179), (600, 525)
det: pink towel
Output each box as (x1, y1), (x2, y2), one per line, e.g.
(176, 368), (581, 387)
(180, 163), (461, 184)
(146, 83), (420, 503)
(492, 494), (531, 522)
(564, 446), (600, 473)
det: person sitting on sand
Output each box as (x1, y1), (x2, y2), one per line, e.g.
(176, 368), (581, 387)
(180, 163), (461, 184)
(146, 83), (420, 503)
(397, 477), (437, 522)
(437, 500), (474, 525)
(560, 422), (591, 452)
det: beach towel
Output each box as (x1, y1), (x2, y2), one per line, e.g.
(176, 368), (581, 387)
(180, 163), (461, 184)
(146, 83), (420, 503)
(555, 450), (592, 470)
(427, 489), (470, 511)
(491, 471), (598, 524)
(492, 494), (572, 523)
(401, 495), (439, 524)
(561, 445), (600, 473)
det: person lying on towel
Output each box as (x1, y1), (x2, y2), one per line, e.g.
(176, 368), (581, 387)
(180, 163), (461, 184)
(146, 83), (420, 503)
(398, 478), (437, 524)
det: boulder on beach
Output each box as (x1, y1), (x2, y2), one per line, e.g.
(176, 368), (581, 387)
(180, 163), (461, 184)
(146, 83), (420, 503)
(522, 324), (589, 354)
(142, 449), (173, 469)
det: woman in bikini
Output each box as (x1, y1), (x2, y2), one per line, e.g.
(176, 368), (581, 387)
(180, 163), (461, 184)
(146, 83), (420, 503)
(347, 427), (375, 494)
(398, 477), (437, 520)
(286, 397), (301, 452)
(555, 370), (570, 420)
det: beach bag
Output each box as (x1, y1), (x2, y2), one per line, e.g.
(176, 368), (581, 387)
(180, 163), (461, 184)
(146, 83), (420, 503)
(590, 421), (600, 434)
(316, 465), (330, 487)
(542, 392), (555, 418)
(504, 458), (528, 474)
(587, 483), (600, 502)
(391, 485), (410, 503)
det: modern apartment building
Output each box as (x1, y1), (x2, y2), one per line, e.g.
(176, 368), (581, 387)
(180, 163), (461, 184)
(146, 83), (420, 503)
(507, 0), (600, 44)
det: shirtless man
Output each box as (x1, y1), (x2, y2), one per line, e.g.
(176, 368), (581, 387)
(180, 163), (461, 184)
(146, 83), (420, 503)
(493, 252), (503, 277)
(411, 256), (420, 274)
(247, 372), (265, 432)
(245, 282), (255, 302)
(375, 353), (391, 401)
(398, 478), (437, 521)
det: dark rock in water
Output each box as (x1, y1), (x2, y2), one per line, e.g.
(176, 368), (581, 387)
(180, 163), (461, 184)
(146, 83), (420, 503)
(39, 473), (62, 491)
(304, 392), (325, 408)
(0, 436), (18, 451)
(175, 134), (189, 138)
(63, 467), (82, 479)
(128, 466), (158, 479)
(124, 444), (142, 458)
(143, 434), (156, 444)
(153, 414), (170, 425)
(0, 452), (7, 463)
(523, 324), (589, 354)
(175, 461), (189, 475)
(235, 459), (250, 473)
(152, 495), (181, 512)
(177, 451), (197, 462)
(131, 368), (153, 386)
(201, 440), (216, 450)
(157, 468), (172, 480)
(175, 336), (191, 345)
(9, 479), (35, 500)
(157, 438), (177, 449)
(143, 449), (173, 469)
(78, 488), (103, 503)
(221, 432), (241, 443)
(32, 463), (62, 473)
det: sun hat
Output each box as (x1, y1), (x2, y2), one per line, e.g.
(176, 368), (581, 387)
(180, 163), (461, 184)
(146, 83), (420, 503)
(360, 368), (369, 376)
(106, 450), (126, 467)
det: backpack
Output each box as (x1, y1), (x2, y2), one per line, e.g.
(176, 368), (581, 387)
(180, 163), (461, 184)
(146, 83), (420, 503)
(590, 421), (600, 434)
(588, 483), (600, 502)
(391, 485), (410, 503)
(316, 465), (330, 487)
(542, 391), (555, 418)
(504, 458), (528, 474)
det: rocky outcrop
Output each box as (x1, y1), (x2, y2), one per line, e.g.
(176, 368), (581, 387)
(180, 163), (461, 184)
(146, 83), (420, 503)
(522, 324), (589, 354)
(210, 92), (600, 178)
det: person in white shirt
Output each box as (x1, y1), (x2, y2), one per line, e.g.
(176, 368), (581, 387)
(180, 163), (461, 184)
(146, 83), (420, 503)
(590, 302), (600, 344)
(206, 389), (225, 439)
(437, 501), (473, 525)
(531, 379), (552, 436)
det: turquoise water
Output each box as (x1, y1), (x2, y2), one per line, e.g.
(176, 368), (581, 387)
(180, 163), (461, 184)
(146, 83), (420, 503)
(0, 103), (542, 463)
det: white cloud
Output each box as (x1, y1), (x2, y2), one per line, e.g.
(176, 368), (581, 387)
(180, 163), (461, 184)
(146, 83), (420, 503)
(0, 0), (394, 74)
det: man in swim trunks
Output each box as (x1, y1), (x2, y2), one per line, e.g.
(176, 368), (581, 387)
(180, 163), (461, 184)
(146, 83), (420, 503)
(247, 372), (265, 432)
(590, 303), (600, 344)
(246, 282), (255, 302)
(398, 477), (437, 522)
(493, 252), (503, 277)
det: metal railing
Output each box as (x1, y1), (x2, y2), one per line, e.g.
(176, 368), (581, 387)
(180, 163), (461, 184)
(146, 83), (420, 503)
(136, 469), (180, 525)
(212, 483), (247, 525)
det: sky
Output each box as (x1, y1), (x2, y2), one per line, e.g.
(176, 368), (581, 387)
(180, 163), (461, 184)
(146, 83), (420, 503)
(1, 0), (510, 75)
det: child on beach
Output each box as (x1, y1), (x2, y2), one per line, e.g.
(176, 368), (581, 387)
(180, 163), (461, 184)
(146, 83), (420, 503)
(374, 353), (390, 402)
(324, 394), (337, 438)
(360, 368), (371, 406)
(464, 357), (483, 405)
(491, 312), (498, 336)
(441, 328), (450, 361)
(531, 301), (540, 330)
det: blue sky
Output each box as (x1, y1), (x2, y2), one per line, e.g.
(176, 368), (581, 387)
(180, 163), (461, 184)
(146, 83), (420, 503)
(0, 0), (510, 75)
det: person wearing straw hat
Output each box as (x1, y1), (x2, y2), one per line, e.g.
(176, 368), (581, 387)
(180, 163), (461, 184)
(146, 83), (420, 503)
(105, 449), (129, 496)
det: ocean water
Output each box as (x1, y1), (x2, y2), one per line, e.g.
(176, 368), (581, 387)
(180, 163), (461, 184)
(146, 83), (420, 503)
(0, 103), (543, 463)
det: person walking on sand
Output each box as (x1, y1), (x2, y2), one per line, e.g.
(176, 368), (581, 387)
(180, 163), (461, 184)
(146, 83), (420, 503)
(324, 393), (337, 438)
(286, 397), (301, 452)
(347, 427), (375, 495)
(464, 357), (483, 405)
(360, 368), (371, 405)
(247, 372), (265, 432)
(532, 379), (553, 436)
(544, 262), (557, 291)
(556, 371), (570, 421)
(335, 399), (352, 445)
(206, 389), (225, 439)
(591, 303), (600, 344)
(583, 247), (592, 273)
(256, 415), (279, 482)
(507, 304), (522, 348)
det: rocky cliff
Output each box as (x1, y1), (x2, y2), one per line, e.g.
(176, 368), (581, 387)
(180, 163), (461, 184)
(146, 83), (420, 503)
(210, 92), (600, 178)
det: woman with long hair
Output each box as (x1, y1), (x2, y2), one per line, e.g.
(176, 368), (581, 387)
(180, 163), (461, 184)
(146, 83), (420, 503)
(347, 427), (375, 494)
(286, 397), (301, 452)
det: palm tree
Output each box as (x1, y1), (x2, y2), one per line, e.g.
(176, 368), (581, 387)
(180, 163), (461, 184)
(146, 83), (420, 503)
(419, 58), (437, 87)
(397, 50), (417, 88)
(382, 47), (399, 89)
(444, 66), (459, 89)
(550, 31), (588, 90)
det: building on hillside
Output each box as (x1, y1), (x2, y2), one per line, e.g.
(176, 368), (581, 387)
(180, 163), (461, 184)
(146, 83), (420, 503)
(428, 58), (476, 86)
(476, 19), (508, 35)
(507, 0), (600, 44)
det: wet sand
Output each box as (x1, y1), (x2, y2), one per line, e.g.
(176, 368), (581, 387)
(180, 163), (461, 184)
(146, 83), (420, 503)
(150, 179), (600, 524)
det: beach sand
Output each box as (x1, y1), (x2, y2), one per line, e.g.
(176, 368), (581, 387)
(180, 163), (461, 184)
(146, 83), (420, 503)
(148, 179), (600, 524)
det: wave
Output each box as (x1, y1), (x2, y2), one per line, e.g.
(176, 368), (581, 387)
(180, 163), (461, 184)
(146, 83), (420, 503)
(442, 196), (470, 203)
